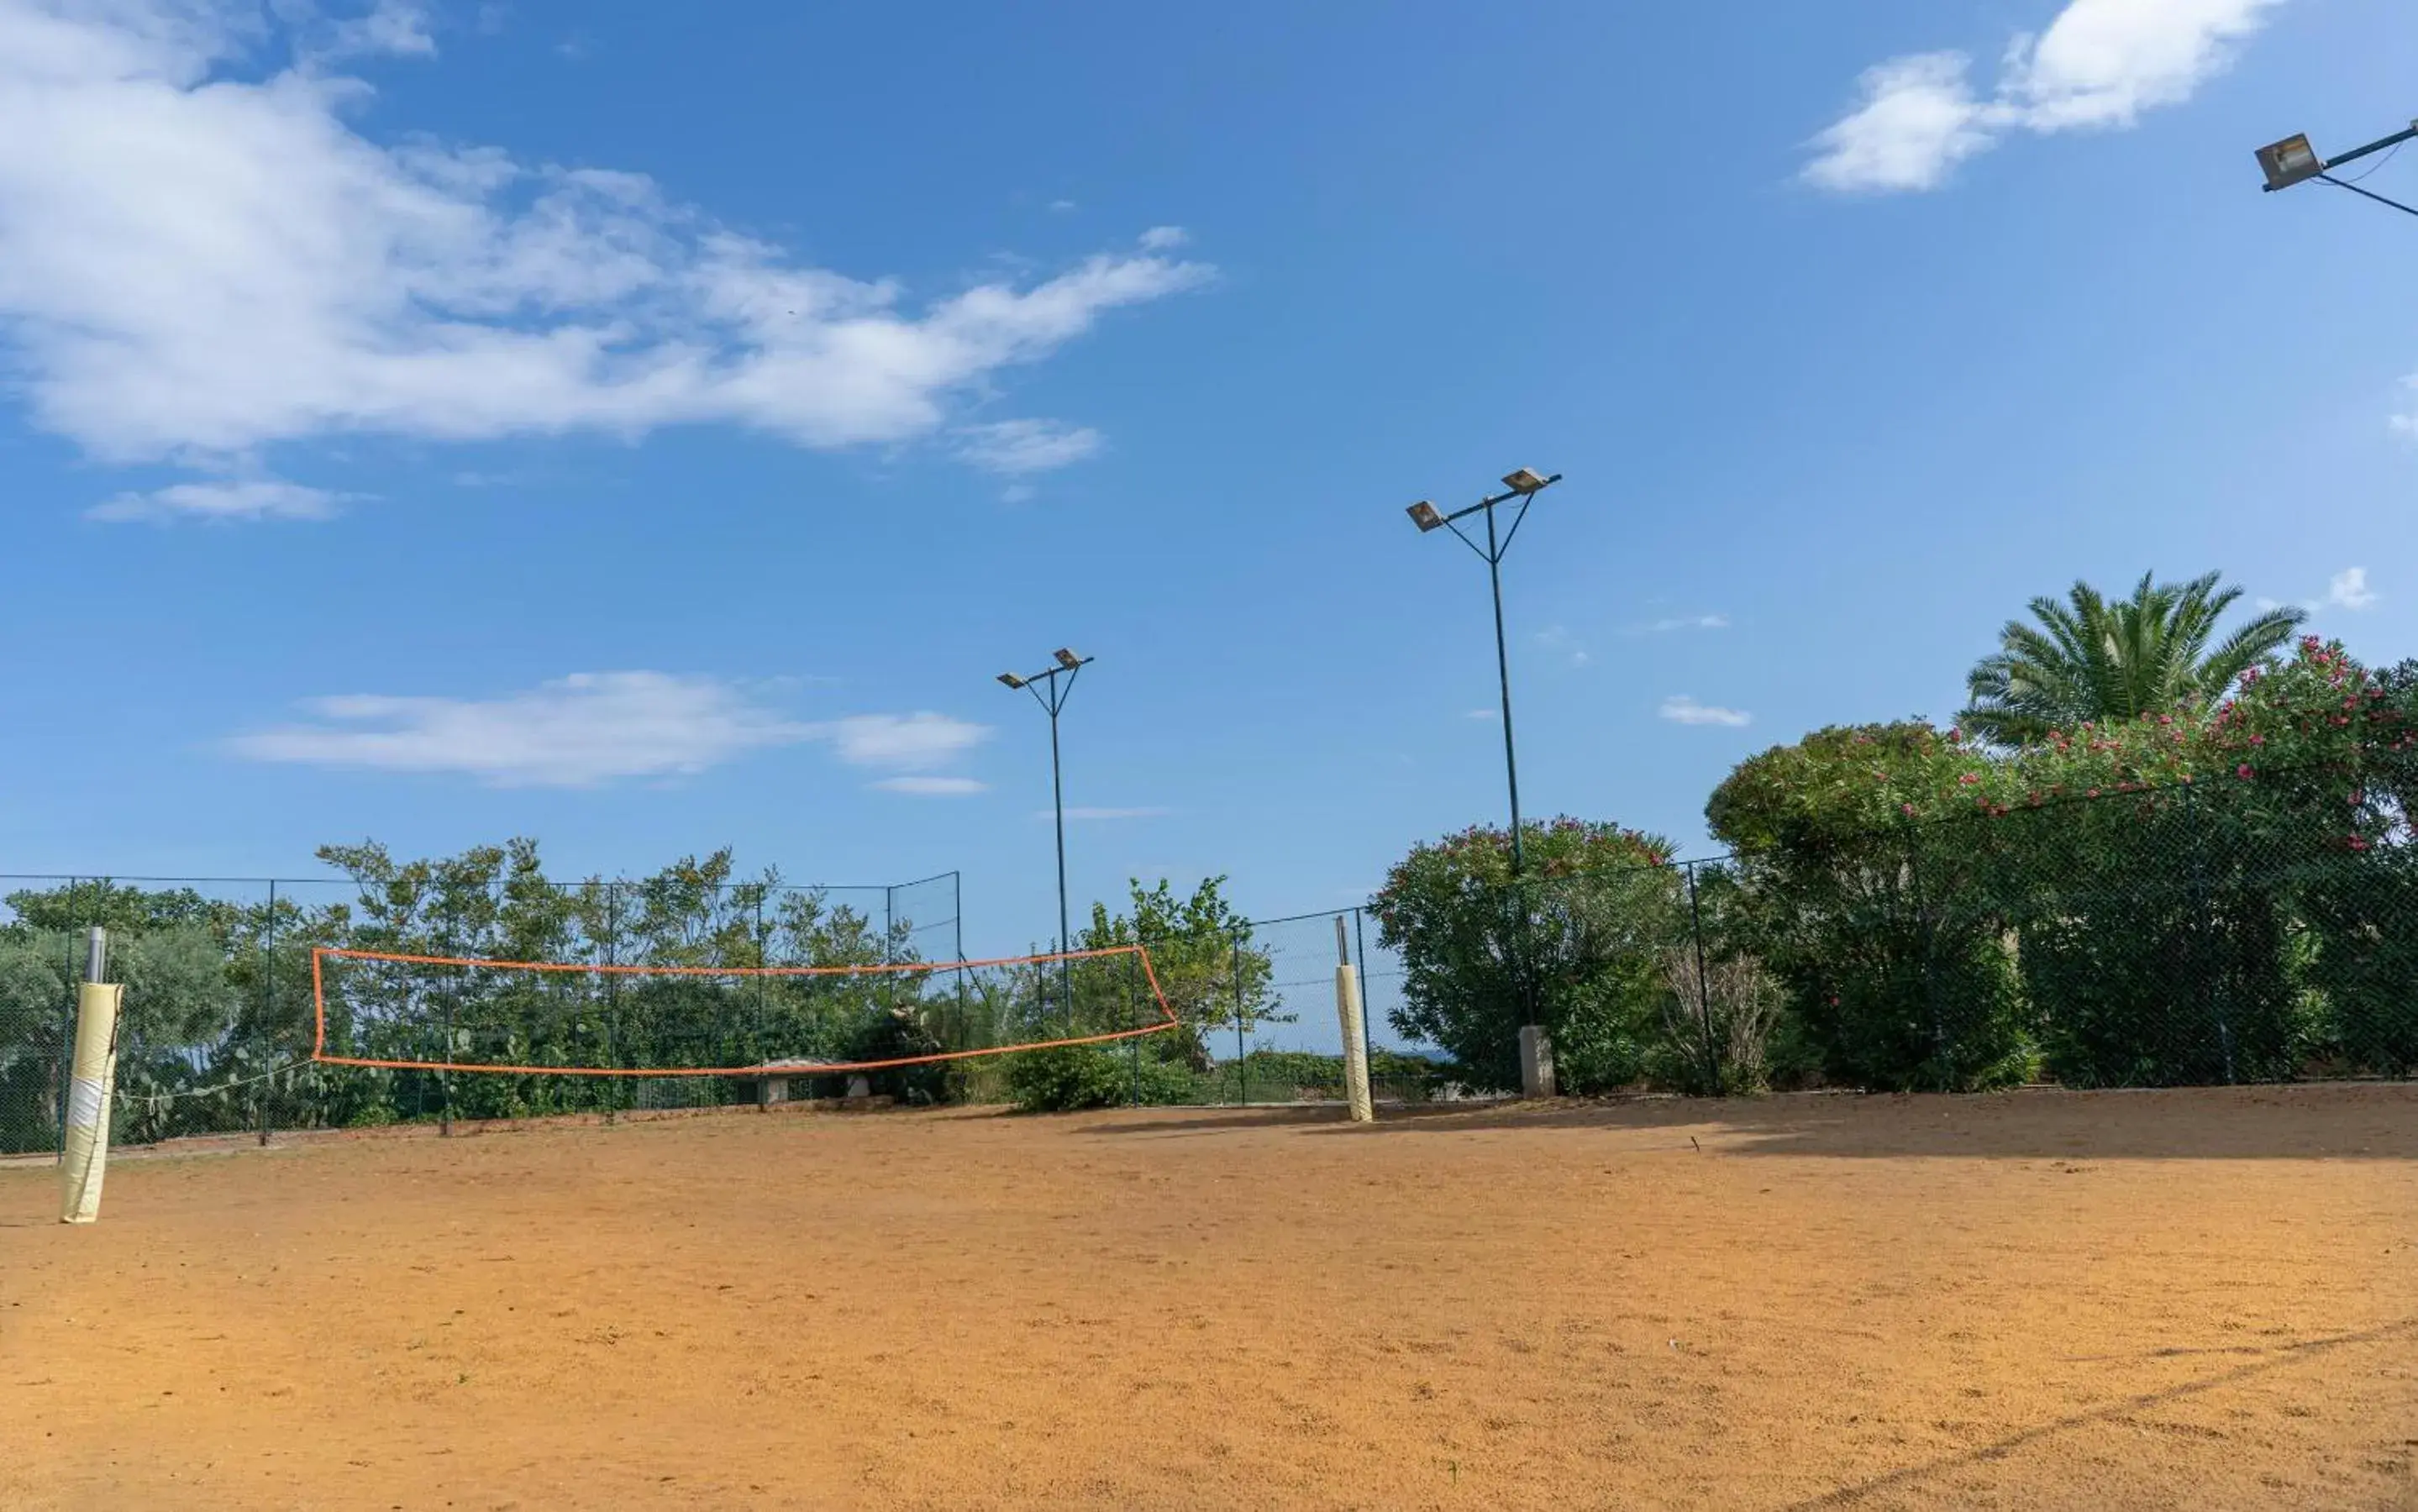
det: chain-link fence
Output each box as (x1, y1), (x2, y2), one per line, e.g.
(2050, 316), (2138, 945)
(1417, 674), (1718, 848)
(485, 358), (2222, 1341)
(0, 872), (961, 1156)
(1194, 908), (1473, 1107)
(1371, 763), (2418, 1098)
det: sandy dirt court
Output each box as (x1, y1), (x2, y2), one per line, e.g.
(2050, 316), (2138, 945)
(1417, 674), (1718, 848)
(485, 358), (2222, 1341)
(4, 1086), (2416, 1510)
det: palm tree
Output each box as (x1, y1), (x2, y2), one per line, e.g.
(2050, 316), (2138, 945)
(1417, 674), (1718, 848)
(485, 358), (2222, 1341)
(1959, 571), (2305, 748)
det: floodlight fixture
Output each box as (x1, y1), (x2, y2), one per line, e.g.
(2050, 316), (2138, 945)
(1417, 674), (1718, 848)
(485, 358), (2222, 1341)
(1407, 501), (1445, 533)
(997, 672), (1027, 689)
(1054, 648), (1083, 670)
(1501, 468), (1550, 495)
(2255, 116), (2418, 219)
(2255, 134), (2324, 192)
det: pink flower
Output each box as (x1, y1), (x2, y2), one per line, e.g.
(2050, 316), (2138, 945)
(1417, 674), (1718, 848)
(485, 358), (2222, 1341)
(2248, 734), (2265, 746)
(1958, 772), (1979, 785)
(2087, 788), (2101, 798)
(2237, 764), (2253, 780)
(1900, 803), (1916, 816)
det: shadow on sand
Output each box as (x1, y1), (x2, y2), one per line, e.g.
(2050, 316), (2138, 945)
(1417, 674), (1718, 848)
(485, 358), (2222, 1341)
(1075, 1083), (2418, 1160)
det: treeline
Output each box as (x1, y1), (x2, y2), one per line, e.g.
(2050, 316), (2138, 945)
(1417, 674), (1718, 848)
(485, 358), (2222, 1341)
(1373, 636), (2418, 1096)
(0, 847), (1324, 1152)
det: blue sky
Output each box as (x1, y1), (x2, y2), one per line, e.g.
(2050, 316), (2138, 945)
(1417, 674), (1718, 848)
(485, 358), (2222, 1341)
(0, 0), (2413, 961)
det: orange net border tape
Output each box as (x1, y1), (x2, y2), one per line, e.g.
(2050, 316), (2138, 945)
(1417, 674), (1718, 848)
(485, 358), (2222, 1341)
(309, 943), (1178, 1077)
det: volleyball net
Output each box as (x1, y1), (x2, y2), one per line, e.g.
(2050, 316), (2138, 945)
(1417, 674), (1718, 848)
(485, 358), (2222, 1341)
(308, 944), (1175, 1084)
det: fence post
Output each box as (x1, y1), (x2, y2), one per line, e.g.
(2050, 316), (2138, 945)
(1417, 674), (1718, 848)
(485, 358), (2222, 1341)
(55, 879), (80, 1160)
(2182, 783), (2237, 1084)
(883, 885), (896, 1019)
(1233, 931), (1248, 1107)
(594, 880), (614, 1112)
(1687, 864), (1720, 1095)
(952, 872), (967, 1048)
(260, 879), (277, 1147)
(754, 895), (770, 1110)
(439, 946), (454, 1138)
(1128, 948), (1142, 1108)
(1352, 908), (1377, 1092)
(1905, 822), (1951, 1091)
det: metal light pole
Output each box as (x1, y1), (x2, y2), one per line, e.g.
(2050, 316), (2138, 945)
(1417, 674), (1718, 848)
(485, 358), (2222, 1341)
(1406, 468), (1564, 1097)
(1406, 468), (1561, 880)
(998, 648), (1093, 1011)
(2256, 118), (2418, 218)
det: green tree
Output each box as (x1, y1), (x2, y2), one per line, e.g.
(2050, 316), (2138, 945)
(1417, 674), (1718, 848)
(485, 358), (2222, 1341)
(1371, 819), (1681, 1095)
(1077, 877), (1277, 1068)
(2, 880), (239, 940)
(1960, 571), (2304, 749)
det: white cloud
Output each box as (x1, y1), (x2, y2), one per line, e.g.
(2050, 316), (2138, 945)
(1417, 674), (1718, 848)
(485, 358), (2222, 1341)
(2325, 567), (2378, 610)
(999, 482), (1037, 505)
(2262, 568), (2379, 614)
(1044, 806), (1170, 821)
(1804, 52), (1995, 194)
(226, 671), (812, 786)
(1658, 696), (1753, 728)
(1138, 225), (1188, 250)
(1534, 625), (1591, 667)
(1632, 612), (1729, 634)
(0, 2), (1208, 507)
(228, 674), (992, 787)
(319, 1), (435, 61)
(1464, 708), (1498, 721)
(1804, 0), (2285, 193)
(88, 478), (346, 522)
(825, 711), (989, 770)
(875, 775), (986, 796)
(953, 418), (1102, 475)
(2391, 375), (2418, 435)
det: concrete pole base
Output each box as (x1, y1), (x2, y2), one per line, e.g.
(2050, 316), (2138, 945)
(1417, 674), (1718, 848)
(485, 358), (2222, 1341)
(1518, 1024), (1556, 1100)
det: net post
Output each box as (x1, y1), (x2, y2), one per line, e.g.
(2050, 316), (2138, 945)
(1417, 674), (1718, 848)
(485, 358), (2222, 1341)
(1333, 916), (1374, 1123)
(1128, 948), (1142, 1108)
(60, 926), (121, 1223)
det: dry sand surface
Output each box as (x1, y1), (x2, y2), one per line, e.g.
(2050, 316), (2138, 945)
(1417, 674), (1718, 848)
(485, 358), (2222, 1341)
(4, 1085), (2416, 1510)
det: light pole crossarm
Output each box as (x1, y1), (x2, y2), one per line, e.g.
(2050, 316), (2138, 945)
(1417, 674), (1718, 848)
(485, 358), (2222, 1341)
(1433, 473), (1563, 564)
(2318, 173), (2418, 218)
(2289, 122), (2418, 186)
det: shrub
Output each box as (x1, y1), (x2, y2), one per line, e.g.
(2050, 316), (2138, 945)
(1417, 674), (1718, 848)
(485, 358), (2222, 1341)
(1006, 1043), (1133, 1112)
(1650, 948), (1783, 1096)
(1371, 819), (1683, 1095)
(1709, 724), (2036, 1092)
